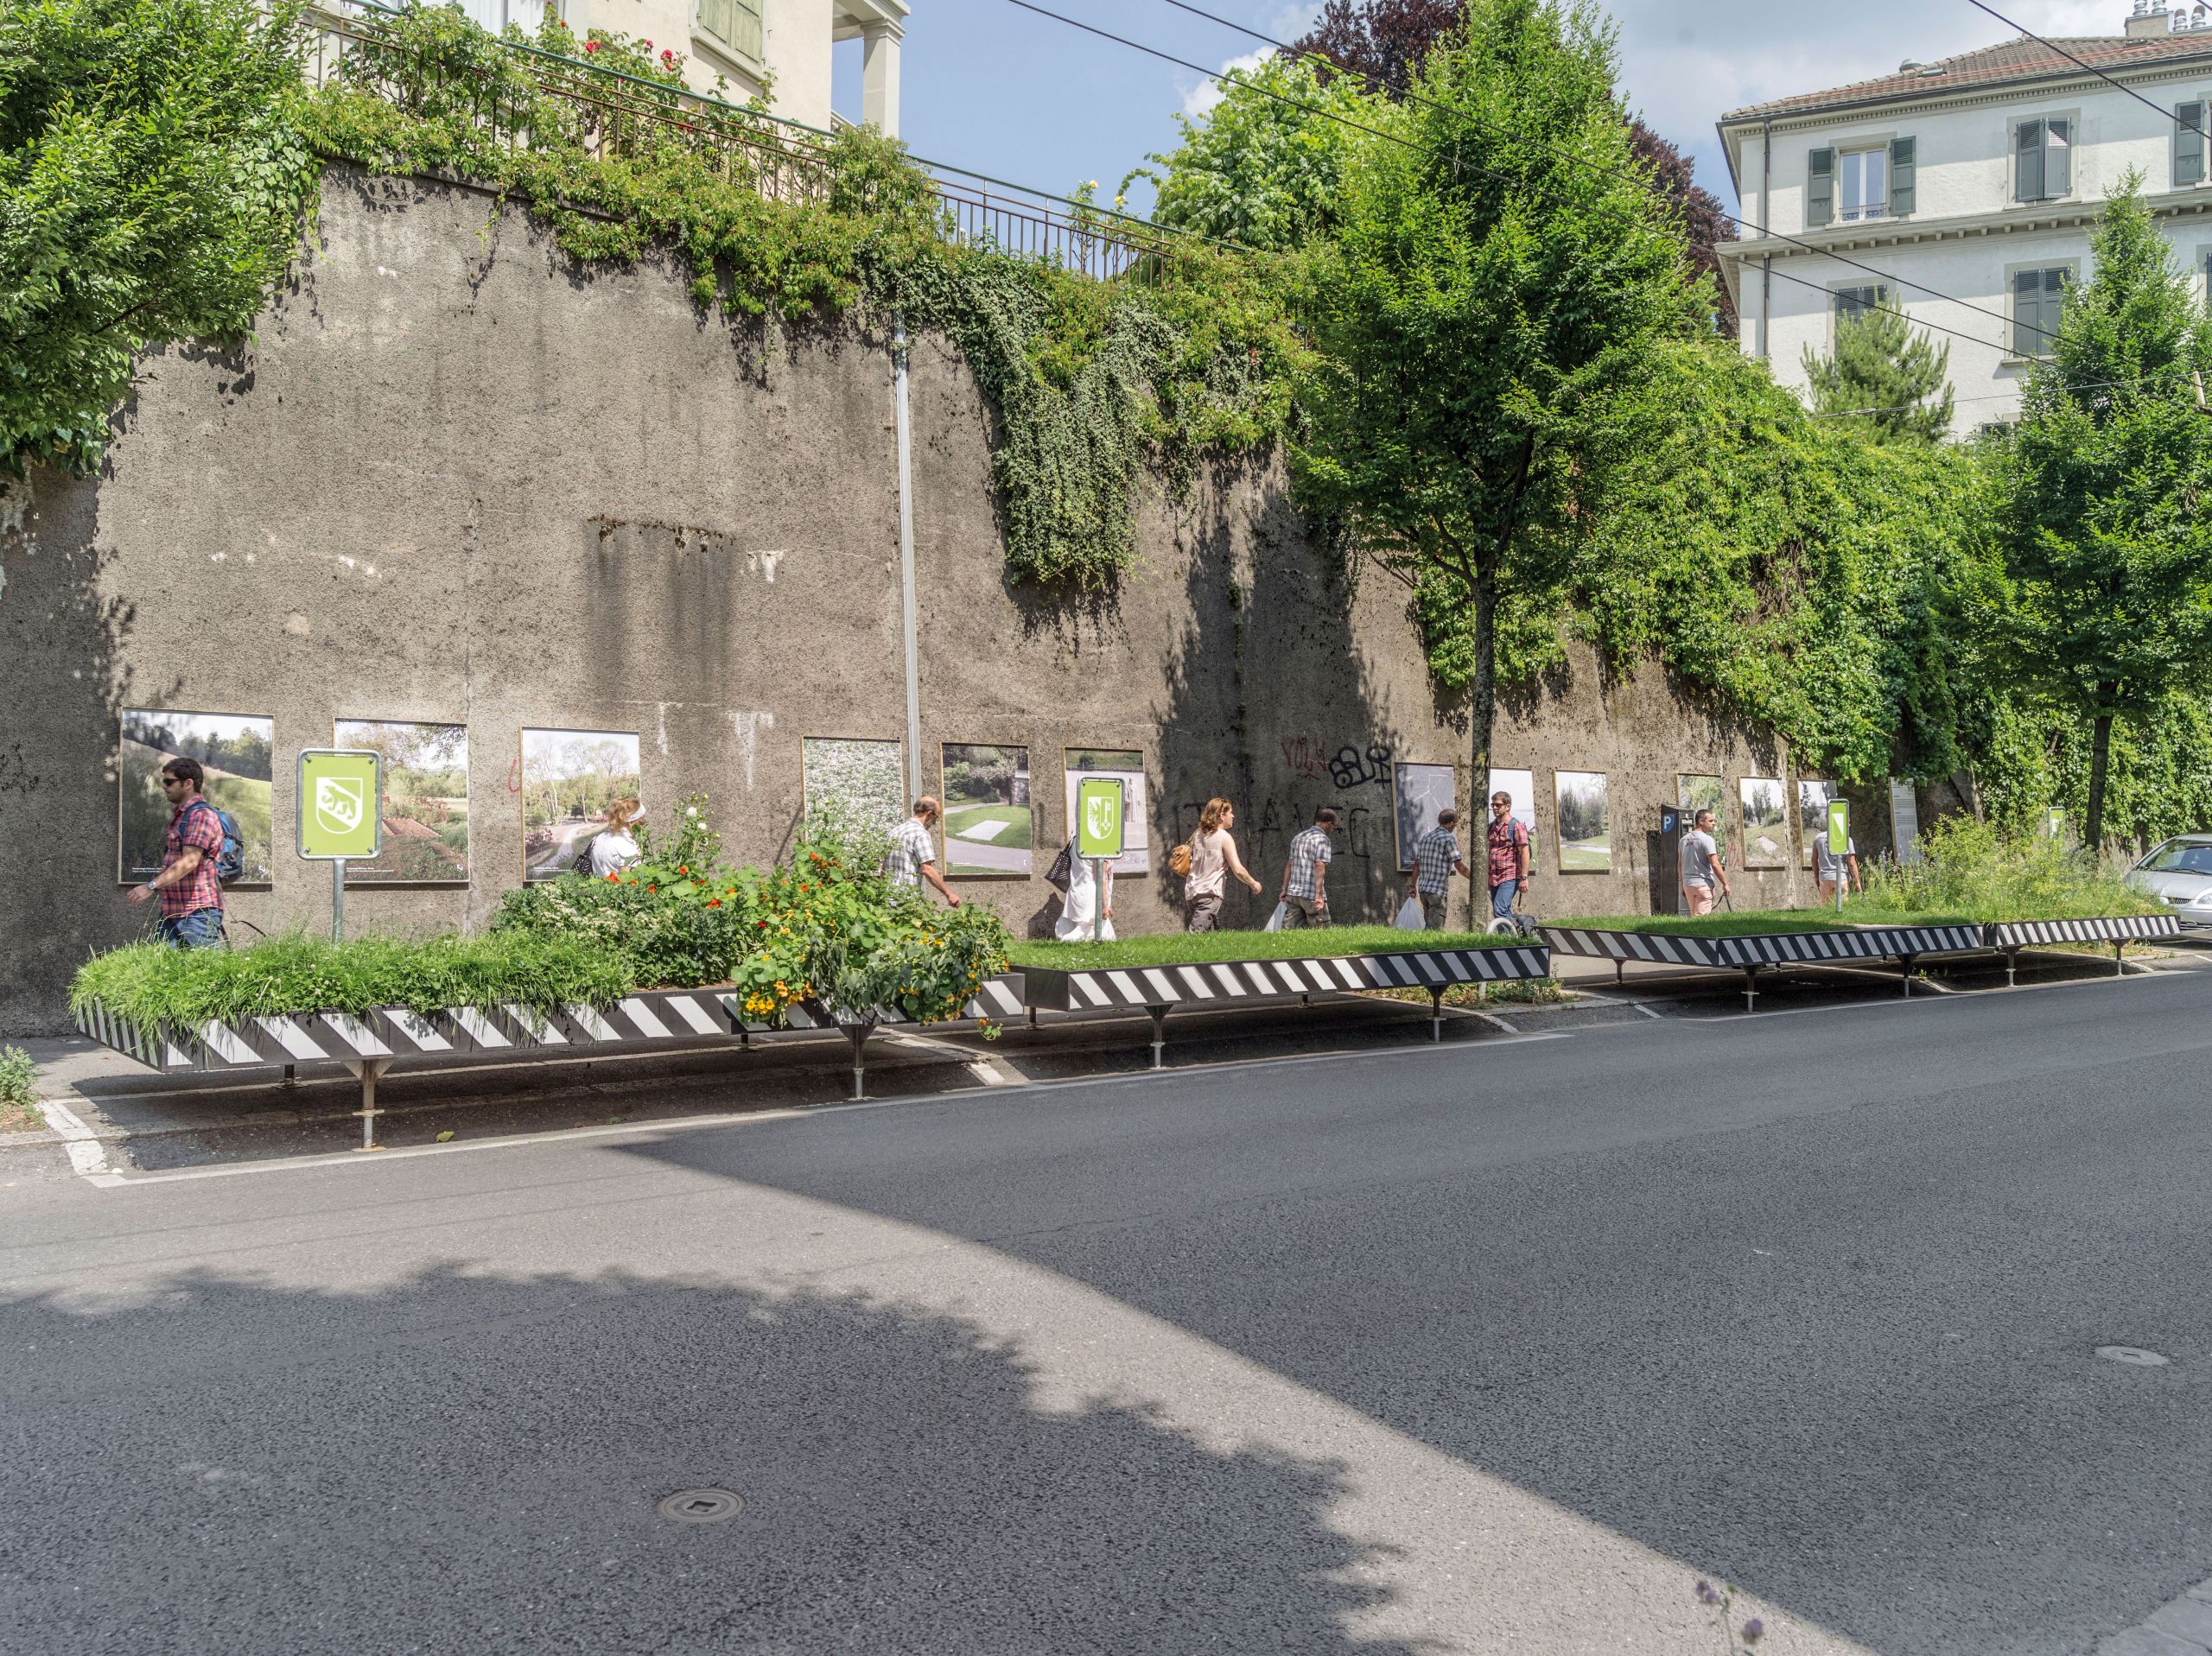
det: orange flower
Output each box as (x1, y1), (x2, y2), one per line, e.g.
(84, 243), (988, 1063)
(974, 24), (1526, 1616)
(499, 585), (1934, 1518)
(606, 872), (620, 883)
(707, 898), (722, 908)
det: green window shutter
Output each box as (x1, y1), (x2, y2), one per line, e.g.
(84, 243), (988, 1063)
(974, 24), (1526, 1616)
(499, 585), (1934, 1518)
(1808, 147), (1834, 227)
(2017, 120), (2044, 201)
(1890, 136), (1916, 216)
(2047, 118), (2072, 195)
(2012, 270), (2040, 355)
(2180, 103), (2206, 187)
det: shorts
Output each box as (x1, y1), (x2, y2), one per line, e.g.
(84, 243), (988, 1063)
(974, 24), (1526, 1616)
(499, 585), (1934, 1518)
(1184, 892), (1223, 932)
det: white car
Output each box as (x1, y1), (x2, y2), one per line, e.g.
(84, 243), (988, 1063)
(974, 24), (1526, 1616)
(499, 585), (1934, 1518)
(2126, 834), (2212, 930)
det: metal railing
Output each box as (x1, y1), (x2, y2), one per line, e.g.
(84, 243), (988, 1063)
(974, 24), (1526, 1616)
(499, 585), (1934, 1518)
(301, 0), (1222, 285)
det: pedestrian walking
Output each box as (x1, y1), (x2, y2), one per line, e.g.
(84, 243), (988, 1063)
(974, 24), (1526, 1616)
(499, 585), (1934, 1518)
(1680, 808), (1732, 917)
(886, 796), (962, 908)
(1406, 809), (1472, 930)
(1276, 806), (1341, 929)
(1053, 829), (1115, 942)
(1178, 797), (1262, 932)
(1814, 828), (1862, 906)
(124, 757), (228, 949)
(1484, 792), (1531, 923)
(587, 797), (644, 879)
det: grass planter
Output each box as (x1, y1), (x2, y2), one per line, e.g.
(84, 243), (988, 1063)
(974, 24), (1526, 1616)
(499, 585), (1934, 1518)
(1014, 929), (1551, 1065)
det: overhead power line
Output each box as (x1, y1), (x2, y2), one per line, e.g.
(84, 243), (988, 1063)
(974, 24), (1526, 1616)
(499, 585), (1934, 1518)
(1965, 0), (2212, 153)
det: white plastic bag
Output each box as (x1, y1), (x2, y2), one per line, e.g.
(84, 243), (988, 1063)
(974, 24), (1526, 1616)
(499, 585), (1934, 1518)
(1393, 896), (1425, 931)
(1262, 901), (1288, 933)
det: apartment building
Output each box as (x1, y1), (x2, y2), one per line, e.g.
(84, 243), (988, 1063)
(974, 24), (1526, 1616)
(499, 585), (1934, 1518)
(1716, 3), (2212, 432)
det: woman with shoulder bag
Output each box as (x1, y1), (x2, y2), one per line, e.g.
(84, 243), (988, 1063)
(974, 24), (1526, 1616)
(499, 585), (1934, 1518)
(1178, 797), (1262, 932)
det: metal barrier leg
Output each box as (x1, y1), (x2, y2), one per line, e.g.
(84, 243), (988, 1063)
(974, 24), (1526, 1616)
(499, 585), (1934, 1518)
(1900, 954), (1916, 998)
(1742, 965), (1760, 1013)
(343, 1057), (391, 1152)
(1028, 1006), (1038, 1029)
(1615, 959), (1624, 986)
(2005, 947), (2020, 988)
(1145, 1004), (1169, 1069)
(843, 1025), (870, 1101)
(2114, 940), (2126, 977)
(1428, 986), (1445, 1044)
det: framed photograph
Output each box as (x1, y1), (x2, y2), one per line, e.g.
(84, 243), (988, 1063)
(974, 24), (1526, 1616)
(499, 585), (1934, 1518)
(1554, 770), (1611, 872)
(1486, 768), (1536, 837)
(940, 743), (1033, 878)
(801, 736), (906, 834)
(1677, 774), (1724, 819)
(1391, 762), (1457, 872)
(118, 710), (274, 885)
(334, 720), (468, 883)
(1740, 777), (1789, 869)
(1063, 748), (1149, 872)
(1798, 778), (1837, 869)
(521, 728), (641, 881)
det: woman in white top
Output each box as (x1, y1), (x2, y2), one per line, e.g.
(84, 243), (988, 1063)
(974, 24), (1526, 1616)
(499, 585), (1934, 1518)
(587, 797), (644, 879)
(1053, 834), (1116, 942)
(1182, 797), (1262, 931)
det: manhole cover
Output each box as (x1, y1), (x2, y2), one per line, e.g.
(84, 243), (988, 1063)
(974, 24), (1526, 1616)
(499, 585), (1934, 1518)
(658, 1488), (743, 1523)
(2094, 1346), (2171, 1367)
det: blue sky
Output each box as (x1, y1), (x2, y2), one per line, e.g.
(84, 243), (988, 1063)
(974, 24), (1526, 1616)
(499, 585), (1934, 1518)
(833, 0), (2119, 219)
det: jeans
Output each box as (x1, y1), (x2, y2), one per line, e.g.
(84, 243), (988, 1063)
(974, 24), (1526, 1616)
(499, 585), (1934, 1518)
(157, 909), (226, 949)
(1490, 879), (1519, 919)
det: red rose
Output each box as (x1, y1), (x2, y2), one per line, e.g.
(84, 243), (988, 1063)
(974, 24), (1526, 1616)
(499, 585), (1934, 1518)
(584, 39), (599, 51)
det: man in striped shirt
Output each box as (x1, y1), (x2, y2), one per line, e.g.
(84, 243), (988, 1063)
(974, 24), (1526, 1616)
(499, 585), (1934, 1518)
(1276, 806), (1341, 928)
(1406, 809), (1471, 930)
(884, 796), (962, 908)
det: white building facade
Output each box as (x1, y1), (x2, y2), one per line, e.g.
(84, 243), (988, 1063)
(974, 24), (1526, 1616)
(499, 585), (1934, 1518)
(451, 0), (907, 135)
(1717, 4), (2212, 433)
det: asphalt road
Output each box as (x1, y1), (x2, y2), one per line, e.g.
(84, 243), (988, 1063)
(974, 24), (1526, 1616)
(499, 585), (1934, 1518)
(4, 968), (2210, 1655)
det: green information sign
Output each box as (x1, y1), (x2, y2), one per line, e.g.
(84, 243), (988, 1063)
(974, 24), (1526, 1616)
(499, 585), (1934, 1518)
(1075, 776), (1125, 859)
(1826, 798), (1850, 856)
(297, 749), (383, 861)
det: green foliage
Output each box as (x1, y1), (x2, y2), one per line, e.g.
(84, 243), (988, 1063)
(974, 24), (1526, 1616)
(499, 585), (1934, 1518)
(1007, 924), (1529, 970)
(0, 1044), (37, 1129)
(0, 0), (318, 478)
(1853, 815), (2163, 920)
(71, 930), (634, 1029)
(1992, 174), (2212, 846)
(1973, 691), (2212, 852)
(1130, 55), (1375, 251)
(1802, 303), (1955, 441)
(1552, 910), (1861, 936)
(304, 3), (1300, 589)
(1294, 0), (1713, 788)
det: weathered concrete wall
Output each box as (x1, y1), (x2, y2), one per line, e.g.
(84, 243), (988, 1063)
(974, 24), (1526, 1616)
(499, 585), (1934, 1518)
(0, 170), (1811, 1035)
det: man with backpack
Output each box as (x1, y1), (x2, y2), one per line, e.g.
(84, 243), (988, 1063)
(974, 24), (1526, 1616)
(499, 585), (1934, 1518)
(124, 757), (231, 948)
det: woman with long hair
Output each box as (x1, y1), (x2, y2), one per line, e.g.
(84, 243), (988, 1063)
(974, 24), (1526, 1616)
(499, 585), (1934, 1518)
(587, 796), (644, 879)
(1181, 796), (1262, 931)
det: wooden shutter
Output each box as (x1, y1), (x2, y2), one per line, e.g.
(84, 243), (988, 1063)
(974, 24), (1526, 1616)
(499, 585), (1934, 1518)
(2016, 121), (2044, 200)
(2047, 118), (2071, 196)
(2013, 270), (2041, 355)
(1890, 136), (1916, 216)
(2180, 103), (2206, 187)
(1808, 147), (1834, 227)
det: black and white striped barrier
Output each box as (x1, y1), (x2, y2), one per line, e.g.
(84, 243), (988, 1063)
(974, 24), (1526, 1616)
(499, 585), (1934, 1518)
(73, 974), (1030, 1145)
(1019, 944), (1552, 1066)
(1987, 914), (2178, 983)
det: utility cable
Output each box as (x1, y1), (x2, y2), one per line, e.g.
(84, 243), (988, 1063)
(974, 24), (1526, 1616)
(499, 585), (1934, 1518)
(1965, 0), (2212, 152)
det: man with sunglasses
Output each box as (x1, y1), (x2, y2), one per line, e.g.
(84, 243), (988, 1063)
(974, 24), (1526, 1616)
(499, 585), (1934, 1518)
(124, 758), (227, 948)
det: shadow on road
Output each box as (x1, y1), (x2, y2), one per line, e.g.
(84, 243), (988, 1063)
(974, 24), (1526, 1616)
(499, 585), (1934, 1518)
(1, 1262), (1420, 1656)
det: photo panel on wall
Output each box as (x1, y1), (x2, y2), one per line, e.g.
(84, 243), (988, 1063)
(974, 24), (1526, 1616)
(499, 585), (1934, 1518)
(801, 736), (907, 838)
(118, 710), (275, 885)
(1486, 768), (1536, 838)
(521, 727), (642, 882)
(1391, 762), (1457, 872)
(1797, 778), (1837, 868)
(1740, 777), (1788, 868)
(335, 720), (468, 883)
(940, 743), (1033, 878)
(1554, 771), (1611, 872)
(1063, 749), (1149, 872)
(1676, 774), (1723, 820)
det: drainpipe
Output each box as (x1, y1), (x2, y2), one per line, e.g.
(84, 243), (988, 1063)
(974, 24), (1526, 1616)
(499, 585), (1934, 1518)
(1760, 118), (1773, 361)
(893, 316), (923, 799)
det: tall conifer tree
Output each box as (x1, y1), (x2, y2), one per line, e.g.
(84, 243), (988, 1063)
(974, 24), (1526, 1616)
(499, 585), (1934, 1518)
(1801, 305), (1955, 441)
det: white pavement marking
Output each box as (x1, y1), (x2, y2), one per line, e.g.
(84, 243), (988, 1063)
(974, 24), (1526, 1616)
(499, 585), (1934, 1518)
(36, 1097), (119, 1183)
(2097, 1577), (2212, 1655)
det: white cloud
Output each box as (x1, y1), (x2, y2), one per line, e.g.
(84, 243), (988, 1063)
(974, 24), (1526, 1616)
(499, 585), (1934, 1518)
(1175, 2), (1325, 121)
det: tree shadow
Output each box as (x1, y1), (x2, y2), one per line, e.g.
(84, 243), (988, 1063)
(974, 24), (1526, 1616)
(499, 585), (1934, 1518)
(1, 1260), (1421, 1656)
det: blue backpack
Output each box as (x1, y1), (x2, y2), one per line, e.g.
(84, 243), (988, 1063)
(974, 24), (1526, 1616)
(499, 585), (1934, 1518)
(185, 798), (246, 885)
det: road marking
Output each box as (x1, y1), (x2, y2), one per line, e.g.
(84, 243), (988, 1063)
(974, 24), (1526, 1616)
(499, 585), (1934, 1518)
(36, 1097), (122, 1184)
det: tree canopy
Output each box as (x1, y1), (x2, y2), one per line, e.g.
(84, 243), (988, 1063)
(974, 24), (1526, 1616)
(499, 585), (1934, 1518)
(1801, 302), (1956, 441)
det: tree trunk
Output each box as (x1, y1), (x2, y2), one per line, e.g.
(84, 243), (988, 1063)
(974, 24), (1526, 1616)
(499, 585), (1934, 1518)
(2084, 700), (2115, 859)
(1466, 562), (1497, 932)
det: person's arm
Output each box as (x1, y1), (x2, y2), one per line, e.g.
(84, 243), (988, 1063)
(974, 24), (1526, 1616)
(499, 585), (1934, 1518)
(1516, 826), (1530, 884)
(1101, 862), (1114, 919)
(922, 859), (961, 907)
(1221, 834), (1262, 894)
(125, 845), (203, 904)
(1278, 853), (1293, 901)
(1847, 852), (1863, 894)
(1715, 842), (1732, 897)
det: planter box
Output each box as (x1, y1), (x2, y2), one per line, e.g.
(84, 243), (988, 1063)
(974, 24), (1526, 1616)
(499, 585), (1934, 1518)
(1986, 915), (2177, 948)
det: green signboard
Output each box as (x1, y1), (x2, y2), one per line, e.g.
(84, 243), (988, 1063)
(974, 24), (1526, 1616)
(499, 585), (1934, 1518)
(1075, 776), (1125, 860)
(1826, 798), (1850, 856)
(297, 749), (383, 861)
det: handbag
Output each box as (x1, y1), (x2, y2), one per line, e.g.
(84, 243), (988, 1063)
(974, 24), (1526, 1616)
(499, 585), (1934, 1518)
(1045, 841), (1073, 893)
(1168, 840), (1193, 879)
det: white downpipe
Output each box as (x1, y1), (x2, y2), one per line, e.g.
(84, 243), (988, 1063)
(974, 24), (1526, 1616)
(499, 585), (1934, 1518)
(893, 316), (923, 798)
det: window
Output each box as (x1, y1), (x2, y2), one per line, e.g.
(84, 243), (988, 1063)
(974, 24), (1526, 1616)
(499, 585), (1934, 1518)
(2011, 266), (2068, 357)
(1833, 283), (1891, 323)
(2183, 102), (2209, 188)
(2015, 117), (2073, 202)
(1838, 149), (1886, 221)
(696, 0), (762, 60)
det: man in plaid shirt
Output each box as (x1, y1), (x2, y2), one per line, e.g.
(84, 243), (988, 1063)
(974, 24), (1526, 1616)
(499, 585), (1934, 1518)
(883, 796), (962, 908)
(1276, 806), (1341, 928)
(1405, 809), (1471, 930)
(123, 757), (226, 948)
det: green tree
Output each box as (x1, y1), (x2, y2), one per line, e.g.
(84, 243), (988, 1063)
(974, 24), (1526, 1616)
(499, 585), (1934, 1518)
(0, 0), (318, 478)
(1294, 0), (1710, 794)
(1801, 303), (1955, 441)
(1993, 174), (2212, 851)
